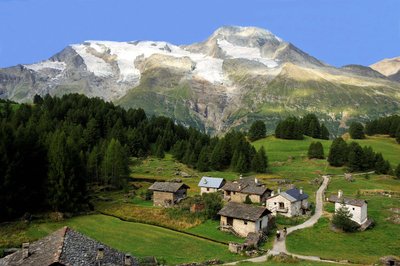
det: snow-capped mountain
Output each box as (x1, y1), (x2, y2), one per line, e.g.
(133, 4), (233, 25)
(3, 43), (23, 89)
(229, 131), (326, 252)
(1, 26), (399, 134)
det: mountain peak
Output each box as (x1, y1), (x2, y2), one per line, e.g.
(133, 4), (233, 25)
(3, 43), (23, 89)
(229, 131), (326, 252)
(211, 26), (281, 41)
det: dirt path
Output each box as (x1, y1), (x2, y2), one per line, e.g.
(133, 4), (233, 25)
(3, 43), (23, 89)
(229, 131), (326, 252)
(225, 175), (348, 265)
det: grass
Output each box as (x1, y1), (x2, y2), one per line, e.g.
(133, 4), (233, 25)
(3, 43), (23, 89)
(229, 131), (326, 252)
(0, 214), (241, 265)
(286, 172), (400, 264)
(185, 220), (244, 244)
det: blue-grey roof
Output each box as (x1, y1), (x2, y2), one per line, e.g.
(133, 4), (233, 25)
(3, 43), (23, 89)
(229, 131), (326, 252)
(198, 177), (225, 189)
(285, 188), (309, 201)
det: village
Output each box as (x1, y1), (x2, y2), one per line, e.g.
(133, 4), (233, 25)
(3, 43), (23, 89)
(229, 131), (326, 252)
(5, 167), (396, 266)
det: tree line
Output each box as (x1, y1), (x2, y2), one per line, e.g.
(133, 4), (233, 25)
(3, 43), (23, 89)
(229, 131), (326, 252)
(0, 94), (270, 221)
(171, 130), (268, 174)
(365, 115), (400, 143)
(275, 114), (329, 140)
(328, 137), (392, 174)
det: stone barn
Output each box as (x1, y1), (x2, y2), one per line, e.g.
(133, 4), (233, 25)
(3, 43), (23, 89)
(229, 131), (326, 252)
(328, 190), (368, 225)
(218, 202), (271, 237)
(198, 176), (226, 195)
(148, 182), (189, 207)
(266, 187), (309, 217)
(222, 177), (271, 204)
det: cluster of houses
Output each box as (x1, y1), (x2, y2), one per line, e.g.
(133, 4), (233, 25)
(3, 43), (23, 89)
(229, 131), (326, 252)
(149, 176), (312, 237)
(149, 175), (371, 237)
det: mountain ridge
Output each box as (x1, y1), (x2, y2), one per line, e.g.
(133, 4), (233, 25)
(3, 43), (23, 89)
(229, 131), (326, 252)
(1, 26), (399, 135)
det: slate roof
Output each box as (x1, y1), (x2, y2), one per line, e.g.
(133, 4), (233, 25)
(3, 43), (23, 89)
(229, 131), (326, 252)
(218, 202), (271, 222)
(198, 177), (225, 189)
(285, 188), (309, 201)
(0, 226), (137, 266)
(148, 182), (190, 193)
(222, 177), (271, 196)
(268, 188), (308, 202)
(328, 195), (367, 207)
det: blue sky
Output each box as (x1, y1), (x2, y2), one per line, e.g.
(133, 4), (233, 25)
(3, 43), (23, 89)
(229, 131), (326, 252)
(0, 0), (399, 68)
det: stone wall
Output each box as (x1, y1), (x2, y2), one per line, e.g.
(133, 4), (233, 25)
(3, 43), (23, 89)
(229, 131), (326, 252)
(153, 191), (174, 207)
(200, 187), (218, 195)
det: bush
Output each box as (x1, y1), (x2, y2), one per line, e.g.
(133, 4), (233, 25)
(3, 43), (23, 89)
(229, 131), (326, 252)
(139, 189), (152, 200)
(202, 192), (223, 220)
(244, 195), (252, 204)
(248, 120), (266, 141)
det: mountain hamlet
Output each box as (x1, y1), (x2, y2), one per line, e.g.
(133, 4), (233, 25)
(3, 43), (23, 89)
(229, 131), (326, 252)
(0, 26), (400, 266)
(1, 26), (400, 135)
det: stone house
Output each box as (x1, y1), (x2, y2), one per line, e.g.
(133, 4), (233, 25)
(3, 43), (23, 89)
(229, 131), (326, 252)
(266, 188), (309, 217)
(198, 176), (226, 195)
(218, 202), (271, 237)
(148, 182), (189, 207)
(328, 190), (368, 225)
(0, 226), (137, 266)
(221, 177), (271, 203)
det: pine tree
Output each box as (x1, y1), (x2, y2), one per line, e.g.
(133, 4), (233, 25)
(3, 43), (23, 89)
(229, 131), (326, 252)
(248, 120), (266, 141)
(196, 147), (209, 172)
(349, 122), (365, 139)
(347, 142), (364, 172)
(320, 124), (330, 140)
(332, 204), (358, 232)
(308, 141), (324, 159)
(361, 146), (376, 171)
(328, 137), (348, 166)
(396, 125), (400, 144)
(87, 145), (101, 182)
(102, 139), (129, 188)
(235, 154), (248, 173)
(251, 146), (268, 173)
(375, 153), (390, 174)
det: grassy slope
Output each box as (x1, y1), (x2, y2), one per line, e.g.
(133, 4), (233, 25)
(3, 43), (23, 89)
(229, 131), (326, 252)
(1, 215), (241, 265)
(286, 173), (400, 264)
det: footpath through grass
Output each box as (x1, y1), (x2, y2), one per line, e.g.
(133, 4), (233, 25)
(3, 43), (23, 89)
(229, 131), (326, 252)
(286, 173), (400, 264)
(0, 214), (241, 265)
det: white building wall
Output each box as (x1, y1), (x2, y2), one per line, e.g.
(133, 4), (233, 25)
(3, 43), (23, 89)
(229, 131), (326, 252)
(232, 218), (256, 237)
(266, 195), (304, 217)
(335, 203), (367, 225)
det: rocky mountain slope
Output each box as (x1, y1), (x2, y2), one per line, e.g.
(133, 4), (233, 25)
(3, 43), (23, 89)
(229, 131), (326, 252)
(370, 56), (400, 82)
(1, 26), (399, 135)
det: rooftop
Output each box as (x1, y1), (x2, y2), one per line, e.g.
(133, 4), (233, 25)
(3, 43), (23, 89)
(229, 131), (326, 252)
(218, 202), (271, 222)
(0, 226), (137, 266)
(198, 176), (225, 189)
(328, 194), (367, 207)
(222, 177), (270, 196)
(148, 182), (190, 193)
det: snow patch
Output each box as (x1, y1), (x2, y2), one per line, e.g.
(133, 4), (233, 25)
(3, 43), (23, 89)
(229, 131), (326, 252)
(71, 44), (114, 77)
(25, 61), (66, 72)
(71, 40), (226, 84)
(217, 39), (278, 68)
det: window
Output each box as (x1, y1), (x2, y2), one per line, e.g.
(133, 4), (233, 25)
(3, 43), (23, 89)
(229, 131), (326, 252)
(352, 208), (355, 210)
(206, 188), (209, 191)
(279, 202), (285, 209)
(274, 202), (277, 205)
(233, 192), (236, 195)
(244, 221), (247, 225)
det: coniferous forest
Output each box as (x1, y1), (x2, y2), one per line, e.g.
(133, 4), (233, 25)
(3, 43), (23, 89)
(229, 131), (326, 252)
(0, 94), (267, 221)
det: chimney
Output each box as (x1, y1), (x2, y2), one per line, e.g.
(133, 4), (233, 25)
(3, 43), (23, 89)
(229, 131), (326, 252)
(239, 174), (243, 180)
(254, 178), (258, 184)
(96, 245), (104, 261)
(300, 187), (303, 194)
(124, 254), (132, 266)
(271, 191), (275, 196)
(338, 190), (343, 199)
(277, 187), (281, 194)
(22, 243), (30, 259)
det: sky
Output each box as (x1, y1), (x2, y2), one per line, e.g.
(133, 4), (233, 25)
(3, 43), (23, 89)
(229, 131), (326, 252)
(0, 0), (399, 68)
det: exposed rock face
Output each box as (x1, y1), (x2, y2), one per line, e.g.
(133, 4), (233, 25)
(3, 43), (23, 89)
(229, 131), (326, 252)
(1, 26), (400, 135)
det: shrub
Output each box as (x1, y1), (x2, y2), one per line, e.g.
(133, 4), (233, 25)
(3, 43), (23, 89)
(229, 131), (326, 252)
(244, 195), (252, 204)
(202, 192), (223, 220)
(332, 204), (359, 232)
